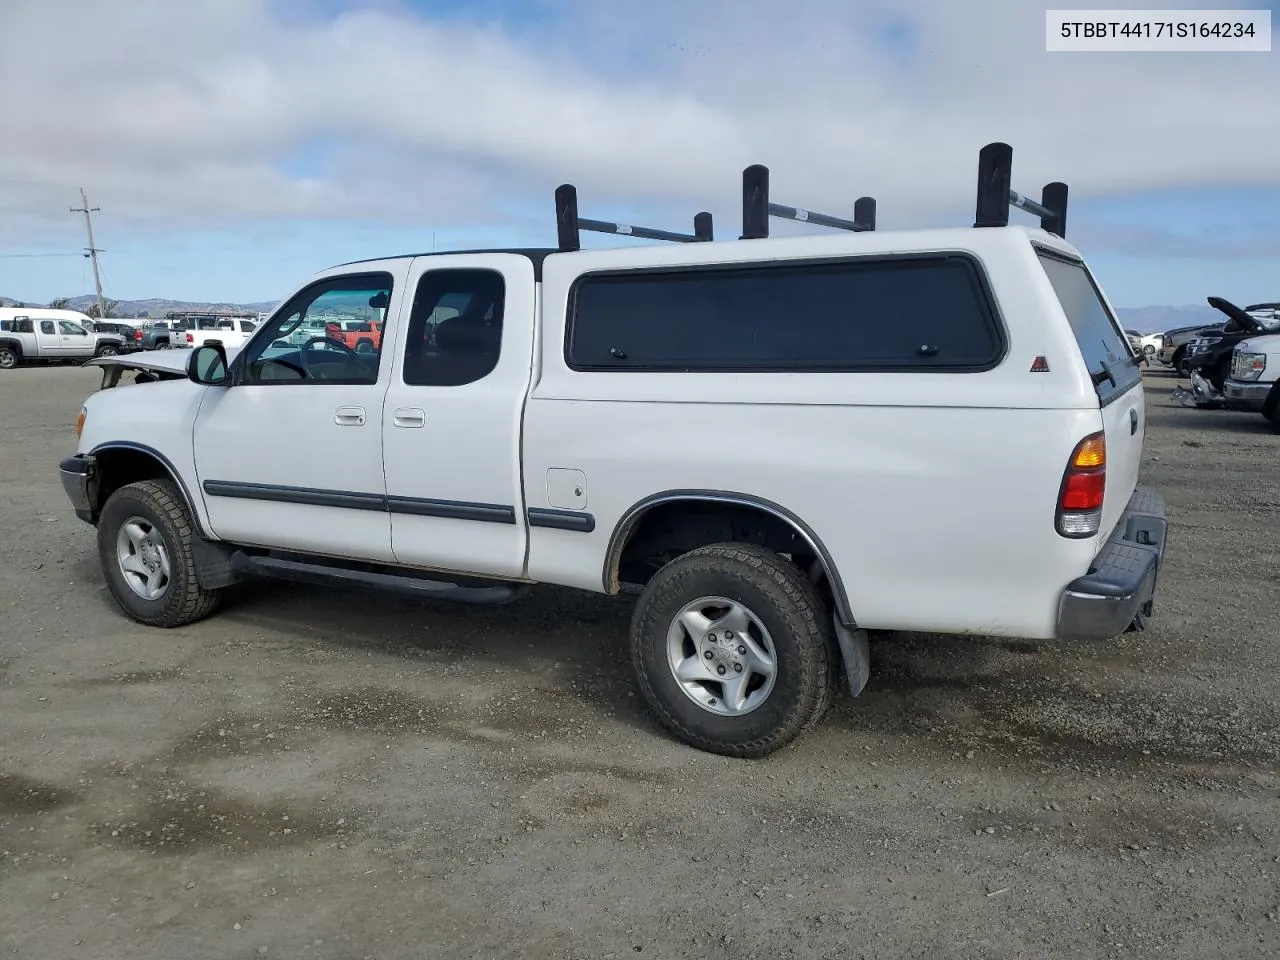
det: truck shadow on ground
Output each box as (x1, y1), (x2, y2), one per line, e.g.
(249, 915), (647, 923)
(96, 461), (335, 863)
(70, 559), (1278, 778)
(207, 578), (1279, 777)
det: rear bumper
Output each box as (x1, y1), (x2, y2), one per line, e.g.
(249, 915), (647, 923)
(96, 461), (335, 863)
(1222, 378), (1271, 411)
(1056, 486), (1167, 642)
(59, 453), (97, 523)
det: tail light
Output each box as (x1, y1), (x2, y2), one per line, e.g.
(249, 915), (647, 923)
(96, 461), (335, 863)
(186, 332), (194, 343)
(1056, 432), (1105, 538)
(134, 329), (143, 341)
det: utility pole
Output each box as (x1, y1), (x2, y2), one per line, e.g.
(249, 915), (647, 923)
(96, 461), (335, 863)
(70, 188), (108, 319)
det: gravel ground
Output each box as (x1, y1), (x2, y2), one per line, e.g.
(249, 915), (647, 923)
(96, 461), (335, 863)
(1, 363), (1278, 960)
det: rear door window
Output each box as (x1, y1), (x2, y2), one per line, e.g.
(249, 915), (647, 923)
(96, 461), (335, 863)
(1036, 249), (1140, 404)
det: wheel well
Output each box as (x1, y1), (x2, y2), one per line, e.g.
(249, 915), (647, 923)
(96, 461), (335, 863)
(92, 448), (175, 515)
(611, 498), (846, 619)
(0, 338), (23, 356)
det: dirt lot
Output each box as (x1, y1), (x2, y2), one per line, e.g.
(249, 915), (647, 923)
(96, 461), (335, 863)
(1, 363), (1278, 960)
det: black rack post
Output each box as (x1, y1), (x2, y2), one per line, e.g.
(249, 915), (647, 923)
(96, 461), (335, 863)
(739, 164), (876, 239)
(974, 142), (1069, 238)
(741, 164), (770, 239)
(974, 142), (1012, 228)
(554, 183), (713, 252)
(854, 196), (876, 231)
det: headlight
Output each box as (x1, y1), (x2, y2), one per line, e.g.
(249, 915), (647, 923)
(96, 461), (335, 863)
(1231, 352), (1267, 381)
(74, 406), (87, 438)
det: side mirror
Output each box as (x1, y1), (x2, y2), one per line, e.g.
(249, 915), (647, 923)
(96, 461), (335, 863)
(187, 343), (229, 386)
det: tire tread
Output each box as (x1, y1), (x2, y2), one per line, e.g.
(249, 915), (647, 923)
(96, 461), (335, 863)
(98, 478), (222, 627)
(630, 542), (839, 759)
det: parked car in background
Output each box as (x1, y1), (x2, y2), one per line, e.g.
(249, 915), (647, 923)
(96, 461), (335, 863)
(1223, 331), (1280, 427)
(1181, 298), (1280, 377)
(0, 308), (126, 368)
(133, 321), (181, 350)
(1157, 321), (1226, 372)
(324, 318), (383, 354)
(183, 318), (258, 350)
(87, 320), (140, 352)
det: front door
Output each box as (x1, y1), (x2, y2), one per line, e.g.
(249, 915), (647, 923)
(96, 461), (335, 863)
(57, 319), (95, 358)
(192, 265), (409, 562)
(380, 254), (537, 579)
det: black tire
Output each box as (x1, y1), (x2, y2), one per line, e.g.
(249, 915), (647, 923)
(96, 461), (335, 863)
(1264, 382), (1280, 433)
(97, 479), (222, 627)
(629, 542), (840, 758)
(0, 345), (19, 369)
(95, 343), (119, 358)
(1173, 347), (1189, 376)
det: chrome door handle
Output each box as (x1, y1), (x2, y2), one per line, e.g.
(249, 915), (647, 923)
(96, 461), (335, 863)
(334, 405), (366, 426)
(392, 407), (425, 428)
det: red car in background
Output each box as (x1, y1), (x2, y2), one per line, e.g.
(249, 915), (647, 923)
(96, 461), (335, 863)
(323, 319), (382, 355)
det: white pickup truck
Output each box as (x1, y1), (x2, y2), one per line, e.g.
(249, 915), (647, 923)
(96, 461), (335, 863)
(182, 318), (258, 351)
(1223, 332), (1280, 429)
(57, 142), (1167, 757)
(0, 308), (126, 369)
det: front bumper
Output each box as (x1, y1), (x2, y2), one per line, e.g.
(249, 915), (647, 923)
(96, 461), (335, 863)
(1222, 378), (1272, 412)
(1056, 486), (1167, 642)
(59, 453), (97, 523)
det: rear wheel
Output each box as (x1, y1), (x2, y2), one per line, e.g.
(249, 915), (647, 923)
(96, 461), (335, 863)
(0, 345), (18, 369)
(629, 542), (839, 758)
(97, 479), (222, 627)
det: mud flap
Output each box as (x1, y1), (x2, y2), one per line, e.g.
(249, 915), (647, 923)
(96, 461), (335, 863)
(832, 615), (870, 697)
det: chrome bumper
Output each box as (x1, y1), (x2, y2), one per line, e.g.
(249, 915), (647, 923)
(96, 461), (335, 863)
(1222, 379), (1271, 411)
(1056, 487), (1167, 642)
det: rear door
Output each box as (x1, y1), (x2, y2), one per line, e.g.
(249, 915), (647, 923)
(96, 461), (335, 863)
(35, 319), (69, 356)
(380, 254), (537, 580)
(1036, 248), (1144, 540)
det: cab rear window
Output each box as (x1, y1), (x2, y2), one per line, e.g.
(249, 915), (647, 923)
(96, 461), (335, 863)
(1036, 249), (1140, 403)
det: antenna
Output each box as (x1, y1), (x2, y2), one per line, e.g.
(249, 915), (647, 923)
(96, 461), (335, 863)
(740, 164), (876, 239)
(70, 188), (108, 319)
(554, 184), (713, 252)
(973, 142), (1068, 238)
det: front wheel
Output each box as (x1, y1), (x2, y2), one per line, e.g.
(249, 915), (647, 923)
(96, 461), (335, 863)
(95, 343), (119, 358)
(1264, 382), (1280, 433)
(629, 542), (840, 758)
(97, 479), (223, 627)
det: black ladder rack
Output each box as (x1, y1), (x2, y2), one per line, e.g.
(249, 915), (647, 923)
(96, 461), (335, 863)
(973, 141), (1069, 238)
(554, 183), (713, 252)
(740, 164), (876, 239)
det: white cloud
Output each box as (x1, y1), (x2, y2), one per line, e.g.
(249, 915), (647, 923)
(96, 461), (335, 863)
(1, 0), (1278, 250)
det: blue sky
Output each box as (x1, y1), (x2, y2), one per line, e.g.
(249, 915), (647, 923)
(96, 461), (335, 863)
(2, 0), (1279, 310)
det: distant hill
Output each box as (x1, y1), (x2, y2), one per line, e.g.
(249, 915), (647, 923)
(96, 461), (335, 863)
(0, 293), (1236, 337)
(0, 295), (279, 317)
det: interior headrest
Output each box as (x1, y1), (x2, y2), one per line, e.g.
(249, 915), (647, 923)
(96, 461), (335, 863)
(435, 316), (500, 354)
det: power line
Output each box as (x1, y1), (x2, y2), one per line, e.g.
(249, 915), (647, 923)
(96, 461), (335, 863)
(0, 252), (84, 258)
(70, 188), (108, 320)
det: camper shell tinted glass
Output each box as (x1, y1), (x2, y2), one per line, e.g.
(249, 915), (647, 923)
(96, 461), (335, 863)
(1035, 248), (1141, 404)
(566, 254), (1006, 372)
